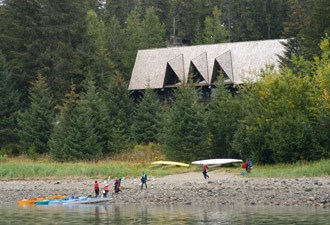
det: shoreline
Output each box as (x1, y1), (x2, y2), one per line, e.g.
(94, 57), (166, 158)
(1, 171), (329, 207)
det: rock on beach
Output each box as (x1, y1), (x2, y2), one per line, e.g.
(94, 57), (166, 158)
(1, 171), (329, 208)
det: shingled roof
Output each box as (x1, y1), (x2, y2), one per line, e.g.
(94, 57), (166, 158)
(128, 39), (287, 90)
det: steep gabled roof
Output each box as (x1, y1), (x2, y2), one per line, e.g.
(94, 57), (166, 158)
(129, 39), (286, 90)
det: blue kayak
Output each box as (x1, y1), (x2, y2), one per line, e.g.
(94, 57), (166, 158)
(48, 196), (111, 205)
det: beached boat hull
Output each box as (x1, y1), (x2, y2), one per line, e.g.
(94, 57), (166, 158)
(191, 159), (243, 166)
(17, 195), (66, 205)
(151, 161), (190, 167)
(48, 197), (112, 205)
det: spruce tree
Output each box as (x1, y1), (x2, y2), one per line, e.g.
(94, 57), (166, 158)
(132, 88), (162, 144)
(17, 75), (55, 155)
(140, 7), (166, 49)
(207, 80), (242, 158)
(83, 10), (115, 90)
(202, 6), (229, 44)
(49, 83), (102, 161)
(49, 84), (79, 161)
(120, 8), (143, 79)
(78, 78), (104, 158)
(0, 0), (43, 102)
(0, 53), (21, 151)
(102, 74), (134, 154)
(159, 84), (209, 162)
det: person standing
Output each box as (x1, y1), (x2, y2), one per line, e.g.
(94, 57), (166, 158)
(202, 164), (209, 179)
(94, 181), (100, 198)
(103, 184), (109, 197)
(114, 177), (121, 193)
(141, 171), (147, 189)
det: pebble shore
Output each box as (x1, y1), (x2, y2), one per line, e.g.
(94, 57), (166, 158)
(1, 171), (329, 207)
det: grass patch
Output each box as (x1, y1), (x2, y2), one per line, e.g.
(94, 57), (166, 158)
(0, 156), (329, 180)
(242, 159), (330, 178)
(0, 156), (196, 180)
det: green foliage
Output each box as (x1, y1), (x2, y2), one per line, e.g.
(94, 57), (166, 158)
(17, 75), (55, 154)
(140, 7), (166, 49)
(83, 10), (115, 89)
(120, 7), (166, 78)
(104, 15), (124, 69)
(0, 0), (43, 100)
(248, 159), (330, 178)
(311, 38), (330, 158)
(114, 142), (165, 165)
(159, 84), (209, 162)
(102, 75), (134, 154)
(49, 84), (80, 161)
(0, 53), (21, 150)
(207, 80), (243, 158)
(0, 0), (329, 164)
(132, 88), (162, 144)
(233, 52), (329, 163)
(49, 83), (102, 162)
(202, 6), (229, 44)
(27, 144), (37, 161)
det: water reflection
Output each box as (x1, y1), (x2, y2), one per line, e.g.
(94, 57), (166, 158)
(0, 204), (329, 224)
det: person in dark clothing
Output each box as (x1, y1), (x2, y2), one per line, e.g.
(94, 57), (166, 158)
(114, 177), (121, 193)
(246, 159), (252, 173)
(202, 164), (209, 179)
(94, 181), (100, 198)
(141, 171), (147, 189)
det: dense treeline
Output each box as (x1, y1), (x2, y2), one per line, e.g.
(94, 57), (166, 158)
(0, 0), (329, 163)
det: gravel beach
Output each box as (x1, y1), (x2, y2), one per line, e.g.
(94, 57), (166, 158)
(1, 170), (329, 207)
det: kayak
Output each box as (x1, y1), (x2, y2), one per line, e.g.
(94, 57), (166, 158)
(64, 197), (112, 204)
(48, 196), (88, 205)
(17, 195), (66, 205)
(48, 196), (112, 205)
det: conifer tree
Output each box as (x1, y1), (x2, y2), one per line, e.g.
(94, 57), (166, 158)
(78, 78), (104, 158)
(105, 15), (124, 70)
(17, 75), (55, 154)
(120, 8), (143, 79)
(207, 79), (242, 158)
(140, 7), (166, 49)
(102, 74), (134, 154)
(49, 82), (102, 161)
(203, 6), (229, 44)
(0, 53), (20, 151)
(159, 84), (209, 162)
(0, 0), (43, 102)
(38, 0), (92, 100)
(49, 84), (79, 161)
(83, 10), (115, 90)
(132, 88), (162, 144)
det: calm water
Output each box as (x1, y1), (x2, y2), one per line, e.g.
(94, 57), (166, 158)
(0, 204), (329, 225)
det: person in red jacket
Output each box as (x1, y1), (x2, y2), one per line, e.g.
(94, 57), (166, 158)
(202, 164), (209, 179)
(103, 184), (109, 197)
(94, 181), (100, 198)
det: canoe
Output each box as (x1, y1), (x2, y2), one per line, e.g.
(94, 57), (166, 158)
(17, 195), (66, 205)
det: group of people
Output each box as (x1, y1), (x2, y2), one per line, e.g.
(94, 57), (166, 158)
(92, 171), (148, 198)
(92, 161), (252, 198)
(93, 177), (122, 198)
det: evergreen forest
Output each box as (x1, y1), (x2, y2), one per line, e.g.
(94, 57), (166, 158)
(0, 0), (329, 164)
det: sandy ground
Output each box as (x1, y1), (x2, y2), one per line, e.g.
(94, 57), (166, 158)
(1, 170), (329, 207)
